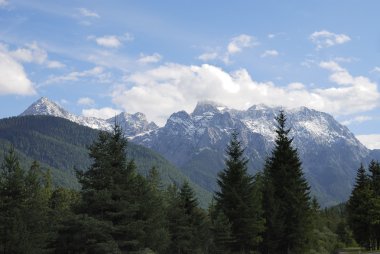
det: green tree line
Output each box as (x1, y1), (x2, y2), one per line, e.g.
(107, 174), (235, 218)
(0, 112), (363, 253)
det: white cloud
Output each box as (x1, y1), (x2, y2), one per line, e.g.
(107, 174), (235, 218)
(371, 67), (380, 73)
(199, 34), (258, 64)
(9, 42), (64, 68)
(261, 50), (279, 58)
(341, 116), (373, 125)
(10, 42), (47, 64)
(82, 107), (121, 119)
(0, 44), (36, 95)
(111, 62), (379, 126)
(46, 60), (65, 69)
(77, 97), (95, 106)
(45, 66), (110, 84)
(287, 82), (305, 90)
(95, 36), (121, 48)
(198, 52), (219, 61)
(227, 34), (257, 54)
(309, 30), (351, 49)
(92, 33), (134, 48)
(356, 134), (380, 149)
(138, 53), (162, 64)
(78, 8), (99, 18)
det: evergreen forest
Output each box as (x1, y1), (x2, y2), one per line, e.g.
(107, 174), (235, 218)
(0, 111), (377, 253)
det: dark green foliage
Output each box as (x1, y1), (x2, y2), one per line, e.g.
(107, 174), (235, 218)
(57, 125), (170, 253)
(307, 199), (355, 253)
(0, 148), (51, 253)
(214, 131), (265, 253)
(209, 202), (234, 254)
(262, 111), (312, 254)
(54, 214), (120, 254)
(347, 164), (373, 248)
(347, 161), (380, 250)
(167, 182), (211, 254)
(369, 160), (380, 250)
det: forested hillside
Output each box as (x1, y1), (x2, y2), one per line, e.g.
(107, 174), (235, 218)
(0, 115), (211, 206)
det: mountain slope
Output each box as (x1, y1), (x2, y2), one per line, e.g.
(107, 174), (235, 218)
(133, 102), (371, 206)
(0, 115), (211, 206)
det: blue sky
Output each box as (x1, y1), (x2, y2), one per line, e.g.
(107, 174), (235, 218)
(1, 0), (380, 148)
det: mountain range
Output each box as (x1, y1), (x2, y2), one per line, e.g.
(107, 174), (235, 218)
(19, 97), (380, 206)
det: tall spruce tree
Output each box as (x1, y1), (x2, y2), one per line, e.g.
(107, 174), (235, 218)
(262, 111), (311, 254)
(347, 164), (373, 249)
(214, 131), (265, 253)
(56, 125), (169, 253)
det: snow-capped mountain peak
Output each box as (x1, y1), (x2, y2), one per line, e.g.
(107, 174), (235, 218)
(20, 97), (157, 137)
(20, 97), (70, 118)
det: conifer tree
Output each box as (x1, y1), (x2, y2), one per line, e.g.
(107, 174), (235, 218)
(262, 111), (311, 254)
(214, 131), (265, 253)
(0, 148), (51, 253)
(167, 182), (210, 254)
(209, 202), (234, 254)
(56, 125), (169, 253)
(347, 164), (373, 249)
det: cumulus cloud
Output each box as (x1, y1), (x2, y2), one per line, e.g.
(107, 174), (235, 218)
(0, 44), (36, 95)
(261, 50), (279, 58)
(10, 42), (64, 68)
(45, 66), (111, 84)
(82, 107), (121, 119)
(77, 97), (95, 106)
(356, 134), (380, 149)
(138, 53), (162, 64)
(309, 30), (351, 49)
(111, 62), (380, 126)
(91, 33), (134, 48)
(78, 8), (99, 18)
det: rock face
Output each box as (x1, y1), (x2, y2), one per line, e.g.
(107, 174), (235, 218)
(132, 101), (370, 206)
(107, 112), (158, 137)
(20, 97), (158, 136)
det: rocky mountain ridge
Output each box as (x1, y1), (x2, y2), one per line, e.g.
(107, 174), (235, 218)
(20, 97), (377, 206)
